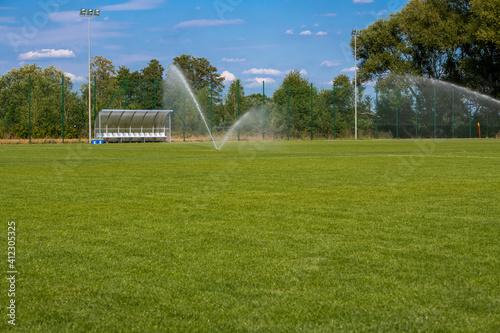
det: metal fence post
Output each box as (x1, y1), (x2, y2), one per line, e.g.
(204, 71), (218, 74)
(396, 86), (399, 139)
(310, 82), (313, 141)
(154, 78), (157, 110)
(287, 82), (290, 140)
(452, 88), (454, 139)
(469, 109), (472, 138)
(375, 86), (379, 139)
(28, 74), (31, 144)
(183, 85), (186, 142)
(262, 81), (265, 140)
(333, 84), (336, 140)
(376, 114), (379, 139)
(237, 79), (240, 141)
(124, 77), (127, 110)
(62, 74), (65, 143)
(415, 93), (418, 138)
(210, 79), (213, 135)
(434, 87), (437, 138)
(486, 102), (489, 138)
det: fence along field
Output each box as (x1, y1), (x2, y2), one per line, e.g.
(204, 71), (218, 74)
(1, 68), (499, 143)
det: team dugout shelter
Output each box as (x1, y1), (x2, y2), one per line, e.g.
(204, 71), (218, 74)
(94, 109), (173, 143)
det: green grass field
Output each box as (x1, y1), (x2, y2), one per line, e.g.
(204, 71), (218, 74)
(1, 139), (499, 332)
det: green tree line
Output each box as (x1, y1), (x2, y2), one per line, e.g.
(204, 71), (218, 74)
(0, 64), (84, 139)
(351, 0), (500, 138)
(0, 55), (370, 140)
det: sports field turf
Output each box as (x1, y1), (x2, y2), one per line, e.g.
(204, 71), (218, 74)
(1, 139), (499, 332)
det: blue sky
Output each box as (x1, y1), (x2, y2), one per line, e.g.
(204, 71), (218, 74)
(0, 0), (408, 94)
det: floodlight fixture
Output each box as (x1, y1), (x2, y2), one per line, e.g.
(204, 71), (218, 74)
(94, 9), (100, 17)
(86, 9), (93, 16)
(79, 9), (86, 17)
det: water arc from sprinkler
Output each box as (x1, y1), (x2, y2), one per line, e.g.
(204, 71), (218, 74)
(170, 65), (219, 150)
(168, 65), (261, 151)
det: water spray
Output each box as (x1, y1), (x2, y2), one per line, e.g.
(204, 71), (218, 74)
(168, 66), (262, 151)
(170, 65), (220, 150)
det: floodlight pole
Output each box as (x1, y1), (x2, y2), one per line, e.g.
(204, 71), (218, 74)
(88, 15), (91, 143)
(352, 30), (359, 141)
(81, 9), (100, 143)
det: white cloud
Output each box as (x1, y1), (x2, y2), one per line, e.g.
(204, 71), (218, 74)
(48, 11), (81, 23)
(299, 69), (308, 75)
(222, 58), (246, 63)
(316, 31), (328, 36)
(299, 30), (312, 35)
(353, 0), (374, 3)
(2, 19), (133, 53)
(314, 23), (319, 27)
(301, 25), (307, 28)
(357, 10), (388, 16)
(222, 71), (236, 83)
(174, 19), (244, 28)
(245, 77), (276, 88)
(196, 6), (201, 10)
(64, 72), (85, 83)
(102, 0), (163, 11)
(0, 17), (17, 24)
(18, 49), (75, 60)
(321, 61), (340, 67)
(341, 67), (359, 73)
(243, 68), (283, 76)
(285, 29), (294, 35)
(323, 13), (337, 17)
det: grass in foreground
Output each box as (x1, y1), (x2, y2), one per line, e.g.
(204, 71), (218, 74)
(1, 139), (499, 332)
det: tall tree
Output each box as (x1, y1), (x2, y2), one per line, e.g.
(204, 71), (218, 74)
(141, 59), (165, 110)
(90, 55), (117, 89)
(141, 59), (164, 80)
(171, 54), (224, 94)
(272, 70), (314, 136)
(224, 79), (246, 123)
(82, 55), (118, 112)
(115, 66), (142, 109)
(471, 0), (500, 47)
(352, 0), (500, 98)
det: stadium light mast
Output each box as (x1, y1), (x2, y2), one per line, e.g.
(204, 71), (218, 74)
(352, 29), (360, 141)
(80, 9), (100, 143)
